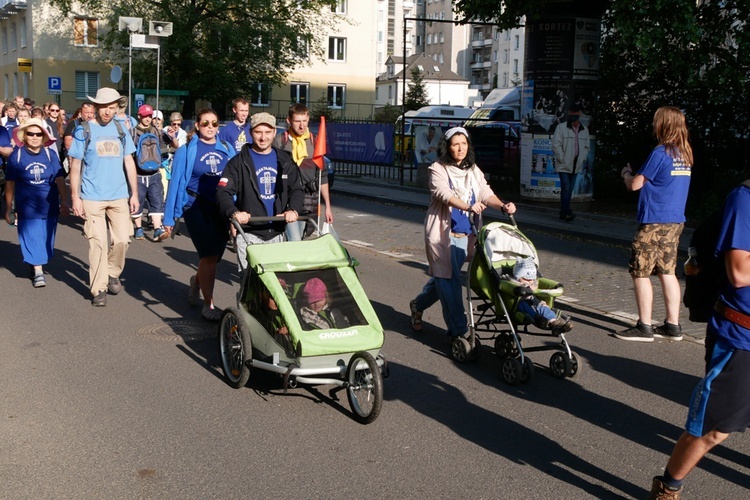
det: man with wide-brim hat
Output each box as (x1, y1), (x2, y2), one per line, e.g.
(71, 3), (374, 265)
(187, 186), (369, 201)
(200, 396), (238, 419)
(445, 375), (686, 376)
(67, 87), (139, 307)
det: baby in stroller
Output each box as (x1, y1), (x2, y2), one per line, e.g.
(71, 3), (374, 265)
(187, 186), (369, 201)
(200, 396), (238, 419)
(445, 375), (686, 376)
(299, 278), (350, 330)
(510, 257), (573, 332)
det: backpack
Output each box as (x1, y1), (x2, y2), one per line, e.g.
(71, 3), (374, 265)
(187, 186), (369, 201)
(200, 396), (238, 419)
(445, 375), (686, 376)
(683, 180), (750, 322)
(133, 126), (162, 172)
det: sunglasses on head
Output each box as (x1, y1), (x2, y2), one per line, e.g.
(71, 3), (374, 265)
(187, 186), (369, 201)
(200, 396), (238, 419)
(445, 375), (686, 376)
(200, 120), (219, 128)
(25, 131), (45, 138)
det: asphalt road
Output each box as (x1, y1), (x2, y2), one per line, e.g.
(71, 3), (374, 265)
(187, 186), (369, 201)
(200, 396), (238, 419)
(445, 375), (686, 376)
(0, 195), (747, 498)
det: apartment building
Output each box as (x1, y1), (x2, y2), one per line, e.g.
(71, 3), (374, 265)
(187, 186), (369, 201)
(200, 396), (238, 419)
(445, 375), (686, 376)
(0, 0), (110, 111)
(423, 0), (471, 80)
(469, 23), (525, 102)
(375, 0), (426, 76)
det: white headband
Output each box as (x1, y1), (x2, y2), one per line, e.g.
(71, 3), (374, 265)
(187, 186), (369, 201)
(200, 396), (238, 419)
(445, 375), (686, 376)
(444, 127), (468, 141)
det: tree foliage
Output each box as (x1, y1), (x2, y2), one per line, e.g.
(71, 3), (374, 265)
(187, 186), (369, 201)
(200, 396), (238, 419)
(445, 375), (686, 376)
(404, 67), (431, 111)
(455, 0), (750, 214)
(50, 0), (339, 113)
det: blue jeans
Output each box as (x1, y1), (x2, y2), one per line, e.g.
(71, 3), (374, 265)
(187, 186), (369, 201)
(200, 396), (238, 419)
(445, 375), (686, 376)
(414, 235), (469, 337)
(517, 299), (557, 325)
(558, 172), (578, 217)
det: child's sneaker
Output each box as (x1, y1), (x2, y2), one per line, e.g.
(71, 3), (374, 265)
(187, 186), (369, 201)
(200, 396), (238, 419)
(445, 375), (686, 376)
(134, 227), (145, 240)
(549, 317), (573, 332)
(615, 320), (654, 342)
(153, 226), (168, 241)
(654, 321), (683, 341)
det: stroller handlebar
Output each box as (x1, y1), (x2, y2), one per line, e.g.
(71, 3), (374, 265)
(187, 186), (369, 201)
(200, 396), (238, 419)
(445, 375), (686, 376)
(231, 215), (317, 235)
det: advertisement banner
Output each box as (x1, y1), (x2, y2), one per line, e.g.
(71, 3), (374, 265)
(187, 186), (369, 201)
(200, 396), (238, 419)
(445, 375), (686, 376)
(327, 123), (393, 165)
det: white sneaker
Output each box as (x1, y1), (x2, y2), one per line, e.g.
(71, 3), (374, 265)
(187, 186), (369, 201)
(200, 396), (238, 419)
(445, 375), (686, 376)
(189, 275), (201, 306)
(202, 304), (222, 322)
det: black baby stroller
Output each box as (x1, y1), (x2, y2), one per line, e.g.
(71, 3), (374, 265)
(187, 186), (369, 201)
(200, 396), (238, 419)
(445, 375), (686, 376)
(452, 219), (581, 385)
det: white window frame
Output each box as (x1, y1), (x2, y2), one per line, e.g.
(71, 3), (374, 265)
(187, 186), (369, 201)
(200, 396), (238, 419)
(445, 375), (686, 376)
(332, 0), (347, 14)
(75, 71), (100, 100)
(327, 84), (346, 109)
(250, 83), (271, 107)
(328, 37), (346, 62)
(10, 22), (16, 51)
(74, 17), (98, 48)
(290, 82), (309, 104)
(2, 28), (7, 54)
(20, 20), (26, 48)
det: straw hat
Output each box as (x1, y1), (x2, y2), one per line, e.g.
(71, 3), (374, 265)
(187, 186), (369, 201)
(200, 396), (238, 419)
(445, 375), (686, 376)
(12, 118), (56, 147)
(87, 87), (122, 105)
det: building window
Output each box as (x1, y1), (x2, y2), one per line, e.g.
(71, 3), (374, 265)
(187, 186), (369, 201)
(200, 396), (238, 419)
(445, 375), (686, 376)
(250, 83), (271, 106)
(332, 0), (347, 14)
(503, 49), (509, 64)
(513, 59), (519, 73)
(387, 40), (394, 55)
(13, 72), (18, 96)
(20, 21), (26, 48)
(426, 34), (431, 45)
(375, 87), (379, 100)
(439, 53), (443, 64)
(2, 28), (7, 54)
(328, 85), (346, 109)
(74, 17), (98, 47)
(503, 73), (509, 87)
(3, 74), (8, 100)
(328, 37), (346, 61)
(290, 82), (309, 104)
(439, 32), (444, 43)
(10, 22), (16, 51)
(75, 71), (99, 100)
(22, 72), (29, 97)
(388, 85), (392, 99)
(377, 52), (383, 64)
(378, 31), (383, 42)
(416, 35), (422, 46)
(514, 34), (520, 50)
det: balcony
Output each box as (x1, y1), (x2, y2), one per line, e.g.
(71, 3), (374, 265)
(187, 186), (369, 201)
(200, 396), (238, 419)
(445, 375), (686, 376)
(0, 0), (26, 10)
(405, 20), (414, 30)
(403, 0), (414, 9)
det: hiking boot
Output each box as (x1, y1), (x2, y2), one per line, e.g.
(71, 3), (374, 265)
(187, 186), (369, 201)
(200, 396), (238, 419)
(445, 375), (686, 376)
(108, 276), (122, 295)
(134, 227), (145, 240)
(647, 476), (682, 500)
(614, 320), (654, 342)
(549, 317), (573, 333)
(32, 273), (46, 288)
(92, 290), (107, 307)
(409, 299), (423, 331)
(188, 275), (202, 306)
(202, 304), (222, 322)
(654, 321), (683, 341)
(153, 226), (168, 242)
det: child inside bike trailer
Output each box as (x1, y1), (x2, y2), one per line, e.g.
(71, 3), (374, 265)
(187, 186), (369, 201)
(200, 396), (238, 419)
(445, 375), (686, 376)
(511, 257), (573, 332)
(299, 278), (350, 330)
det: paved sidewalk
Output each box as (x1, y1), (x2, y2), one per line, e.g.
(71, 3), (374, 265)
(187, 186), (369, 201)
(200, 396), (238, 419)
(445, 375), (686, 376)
(332, 177), (705, 342)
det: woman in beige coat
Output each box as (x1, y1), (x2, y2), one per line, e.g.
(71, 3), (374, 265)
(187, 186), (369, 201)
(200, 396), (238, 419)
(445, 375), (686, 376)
(410, 127), (516, 340)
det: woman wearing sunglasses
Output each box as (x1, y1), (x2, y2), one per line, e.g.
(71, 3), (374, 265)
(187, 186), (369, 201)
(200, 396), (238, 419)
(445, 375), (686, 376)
(3, 118), (68, 287)
(164, 108), (236, 321)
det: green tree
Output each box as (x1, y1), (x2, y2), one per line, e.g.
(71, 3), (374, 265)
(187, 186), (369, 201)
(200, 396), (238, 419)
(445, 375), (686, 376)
(404, 67), (431, 111)
(50, 0), (340, 114)
(311, 94), (336, 122)
(374, 104), (402, 124)
(455, 0), (750, 214)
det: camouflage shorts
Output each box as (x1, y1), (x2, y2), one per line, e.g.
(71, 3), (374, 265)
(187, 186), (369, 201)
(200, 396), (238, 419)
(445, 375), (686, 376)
(629, 223), (684, 277)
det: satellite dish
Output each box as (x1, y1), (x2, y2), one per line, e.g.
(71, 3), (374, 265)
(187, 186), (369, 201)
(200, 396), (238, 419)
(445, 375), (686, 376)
(110, 65), (122, 84)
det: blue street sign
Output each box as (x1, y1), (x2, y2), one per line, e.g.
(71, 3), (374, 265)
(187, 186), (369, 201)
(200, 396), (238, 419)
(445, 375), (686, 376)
(48, 76), (62, 95)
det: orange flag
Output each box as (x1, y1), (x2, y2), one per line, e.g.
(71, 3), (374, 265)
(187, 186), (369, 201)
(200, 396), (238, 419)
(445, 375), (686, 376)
(312, 116), (326, 169)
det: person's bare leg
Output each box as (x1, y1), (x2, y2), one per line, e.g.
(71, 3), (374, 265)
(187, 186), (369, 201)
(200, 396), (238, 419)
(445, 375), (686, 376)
(197, 256), (218, 306)
(633, 276), (653, 325)
(665, 430), (729, 479)
(658, 273), (682, 325)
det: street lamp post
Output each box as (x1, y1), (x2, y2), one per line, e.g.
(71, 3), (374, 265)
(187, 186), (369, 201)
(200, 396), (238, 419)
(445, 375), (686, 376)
(148, 21), (173, 113)
(118, 17), (143, 116)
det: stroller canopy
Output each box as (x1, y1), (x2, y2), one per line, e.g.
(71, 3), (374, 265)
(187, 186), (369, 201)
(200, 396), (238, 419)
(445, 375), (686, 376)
(480, 222), (539, 268)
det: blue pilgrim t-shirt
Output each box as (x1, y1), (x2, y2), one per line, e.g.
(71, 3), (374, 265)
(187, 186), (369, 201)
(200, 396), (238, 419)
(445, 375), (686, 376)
(218, 122), (252, 153)
(636, 145), (691, 224)
(186, 140), (228, 205)
(5, 147), (64, 219)
(710, 186), (750, 351)
(250, 149), (278, 216)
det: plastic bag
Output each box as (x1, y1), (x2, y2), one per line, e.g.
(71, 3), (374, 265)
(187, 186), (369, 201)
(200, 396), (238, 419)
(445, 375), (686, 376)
(320, 222), (341, 243)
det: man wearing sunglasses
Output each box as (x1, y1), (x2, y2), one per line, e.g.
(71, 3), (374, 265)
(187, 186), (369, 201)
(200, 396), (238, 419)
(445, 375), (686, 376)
(217, 112), (303, 263)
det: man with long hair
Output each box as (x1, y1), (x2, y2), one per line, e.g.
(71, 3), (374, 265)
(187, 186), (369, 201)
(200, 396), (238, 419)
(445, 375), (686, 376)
(616, 106), (693, 342)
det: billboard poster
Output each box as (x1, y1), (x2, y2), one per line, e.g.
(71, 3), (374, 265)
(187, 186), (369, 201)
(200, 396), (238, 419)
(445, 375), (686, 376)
(326, 123), (393, 165)
(520, 16), (600, 201)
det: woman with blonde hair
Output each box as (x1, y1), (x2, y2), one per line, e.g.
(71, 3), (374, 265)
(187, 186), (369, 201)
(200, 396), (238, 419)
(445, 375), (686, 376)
(616, 106), (693, 342)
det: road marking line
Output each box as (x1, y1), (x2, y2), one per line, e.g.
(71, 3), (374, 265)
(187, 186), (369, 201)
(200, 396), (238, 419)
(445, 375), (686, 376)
(344, 239), (374, 247)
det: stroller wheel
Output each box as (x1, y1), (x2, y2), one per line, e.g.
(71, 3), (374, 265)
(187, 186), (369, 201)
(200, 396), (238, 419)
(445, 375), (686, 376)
(501, 357), (523, 385)
(218, 307), (252, 388)
(519, 356), (534, 383)
(346, 351), (383, 425)
(451, 337), (473, 363)
(567, 352), (582, 378)
(549, 352), (571, 379)
(494, 332), (519, 359)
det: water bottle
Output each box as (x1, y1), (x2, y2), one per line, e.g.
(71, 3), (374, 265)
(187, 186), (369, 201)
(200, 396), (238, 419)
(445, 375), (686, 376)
(684, 247), (699, 276)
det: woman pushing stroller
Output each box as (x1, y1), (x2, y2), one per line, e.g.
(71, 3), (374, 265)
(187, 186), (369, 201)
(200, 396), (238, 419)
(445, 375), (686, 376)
(409, 126), (516, 341)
